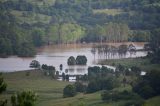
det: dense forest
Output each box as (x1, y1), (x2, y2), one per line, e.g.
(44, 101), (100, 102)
(0, 0), (160, 57)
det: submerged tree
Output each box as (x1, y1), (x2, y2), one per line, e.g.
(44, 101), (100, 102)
(67, 56), (76, 65)
(118, 44), (128, 58)
(76, 55), (87, 65)
(128, 44), (136, 57)
(29, 60), (40, 69)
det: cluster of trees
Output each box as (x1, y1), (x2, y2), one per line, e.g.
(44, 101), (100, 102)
(0, 10), (36, 57)
(67, 55), (87, 65)
(148, 29), (160, 64)
(101, 90), (144, 106)
(29, 60), (59, 79)
(48, 23), (85, 44)
(11, 91), (37, 106)
(0, 73), (7, 106)
(91, 43), (136, 59)
(63, 84), (76, 98)
(30, 60), (40, 69)
(63, 82), (86, 98)
(87, 66), (120, 93)
(62, 64), (143, 99)
(133, 70), (160, 99)
(84, 23), (130, 43)
(1, 0), (159, 57)
(0, 73), (37, 106)
(61, 72), (69, 81)
(41, 64), (57, 78)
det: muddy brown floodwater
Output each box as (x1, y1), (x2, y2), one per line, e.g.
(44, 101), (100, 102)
(0, 42), (147, 73)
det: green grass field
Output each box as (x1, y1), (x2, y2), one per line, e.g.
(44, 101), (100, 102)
(27, 0), (56, 6)
(11, 10), (51, 24)
(0, 67), (160, 106)
(93, 9), (124, 16)
(144, 96), (160, 106)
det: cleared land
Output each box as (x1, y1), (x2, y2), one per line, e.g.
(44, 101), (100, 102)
(11, 10), (51, 24)
(93, 9), (124, 16)
(0, 64), (160, 106)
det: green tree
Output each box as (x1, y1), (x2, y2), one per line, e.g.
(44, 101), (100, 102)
(118, 44), (128, 57)
(131, 66), (141, 76)
(29, 60), (40, 69)
(0, 73), (7, 106)
(87, 80), (101, 93)
(149, 28), (160, 63)
(31, 28), (45, 47)
(67, 56), (76, 65)
(0, 38), (12, 57)
(48, 23), (85, 44)
(59, 64), (63, 71)
(17, 42), (36, 57)
(133, 70), (160, 99)
(11, 91), (37, 106)
(74, 82), (86, 93)
(65, 75), (69, 81)
(0, 73), (7, 94)
(62, 72), (65, 81)
(76, 55), (87, 65)
(63, 84), (76, 98)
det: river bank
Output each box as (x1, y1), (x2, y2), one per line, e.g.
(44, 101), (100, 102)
(99, 58), (160, 72)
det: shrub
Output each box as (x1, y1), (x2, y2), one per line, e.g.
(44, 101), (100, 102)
(101, 90), (112, 101)
(131, 66), (141, 76)
(29, 60), (40, 69)
(74, 82), (86, 93)
(0, 73), (7, 94)
(63, 84), (76, 98)
(87, 80), (101, 93)
(11, 91), (37, 106)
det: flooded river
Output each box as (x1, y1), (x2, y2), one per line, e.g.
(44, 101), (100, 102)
(0, 42), (147, 73)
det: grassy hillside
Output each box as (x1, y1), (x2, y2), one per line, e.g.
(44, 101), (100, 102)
(27, 0), (56, 6)
(144, 96), (160, 106)
(1, 70), (160, 106)
(93, 9), (124, 16)
(1, 70), (71, 106)
(0, 70), (132, 106)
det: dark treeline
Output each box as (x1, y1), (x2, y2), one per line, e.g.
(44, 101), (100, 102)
(62, 64), (160, 105)
(0, 0), (160, 56)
